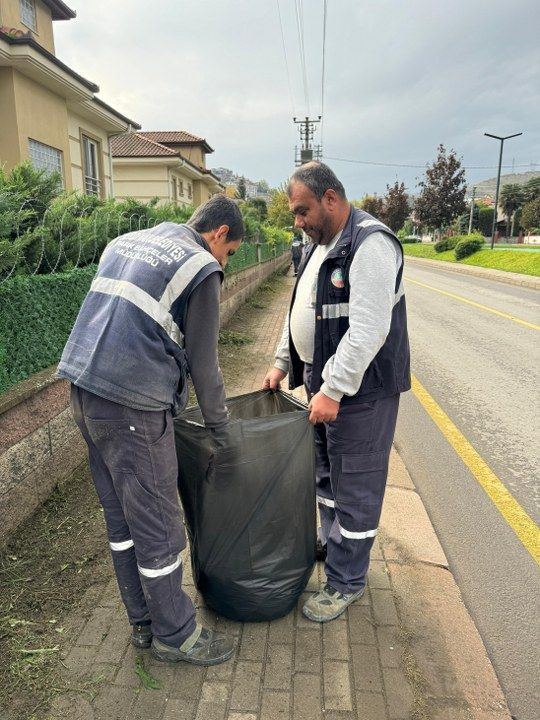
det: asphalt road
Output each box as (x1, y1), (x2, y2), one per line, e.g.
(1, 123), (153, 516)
(394, 261), (540, 720)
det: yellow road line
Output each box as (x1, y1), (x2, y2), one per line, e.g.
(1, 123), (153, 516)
(405, 277), (540, 331)
(411, 374), (540, 564)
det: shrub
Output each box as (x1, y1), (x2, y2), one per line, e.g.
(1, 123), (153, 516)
(454, 234), (484, 260)
(434, 236), (459, 252)
(401, 236), (420, 244)
(0, 266), (96, 393)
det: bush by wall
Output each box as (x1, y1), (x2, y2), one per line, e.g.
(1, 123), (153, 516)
(0, 163), (293, 394)
(0, 266), (96, 394)
(454, 234), (484, 260)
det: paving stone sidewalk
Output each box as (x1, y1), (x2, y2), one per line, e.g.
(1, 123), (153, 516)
(53, 271), (418, 720)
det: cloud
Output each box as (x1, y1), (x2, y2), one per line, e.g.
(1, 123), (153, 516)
(54, 0), (539, 196)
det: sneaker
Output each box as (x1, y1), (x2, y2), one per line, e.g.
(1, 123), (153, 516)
(151, 625), (235, 666)
(130, 623), (153, 649)
(302, 583), (365, 623)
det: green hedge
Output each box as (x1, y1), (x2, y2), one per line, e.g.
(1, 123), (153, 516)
(455, 235), (484, 260)
(0, 266), (96, 394)
(225, 242), (259, 273)
(401, 236), (420, 244)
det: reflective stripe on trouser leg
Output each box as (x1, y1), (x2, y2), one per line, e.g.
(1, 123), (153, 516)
(322, 394), (400, 594)
(70, 385), (150, 625)
(74, 386), (196, 647)
(110, 542), (150, 624)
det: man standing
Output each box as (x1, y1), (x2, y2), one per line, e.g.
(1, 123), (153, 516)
(58, 195), (243, 664)
(291, 233), (304, 275)
(263, 162), (410, 622)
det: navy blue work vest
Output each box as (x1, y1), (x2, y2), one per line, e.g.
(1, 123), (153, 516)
(287, 206), (411, 403)
(58, 223), (222, 414)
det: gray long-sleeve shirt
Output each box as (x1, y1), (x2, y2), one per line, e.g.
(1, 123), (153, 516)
(184, 271), (228, 427)
(275, 232), (402, 402)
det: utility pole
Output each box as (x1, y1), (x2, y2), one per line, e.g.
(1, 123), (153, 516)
(484, 132), (522, 249)
(293, 116), (322, 166)
(468, 186), (476, 234)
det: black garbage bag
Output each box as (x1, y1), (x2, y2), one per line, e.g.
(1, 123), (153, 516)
(174, 389), (316, 622)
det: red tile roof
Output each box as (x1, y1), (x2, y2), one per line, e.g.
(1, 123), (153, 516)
(111, 133), (223, 187)
(110, 133), (178, 158)
(141, 131), (214, 154)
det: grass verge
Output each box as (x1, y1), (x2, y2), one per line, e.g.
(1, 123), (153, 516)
(403, 244), (540, 276)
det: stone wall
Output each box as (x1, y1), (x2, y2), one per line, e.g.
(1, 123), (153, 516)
(0, 253), (290, 549)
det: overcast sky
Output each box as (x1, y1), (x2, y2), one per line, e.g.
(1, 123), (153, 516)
(54, 0), (540, 197)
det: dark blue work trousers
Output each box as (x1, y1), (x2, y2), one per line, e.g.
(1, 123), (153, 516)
(71, 385), (196, 648)
(305, 367), (399, 594)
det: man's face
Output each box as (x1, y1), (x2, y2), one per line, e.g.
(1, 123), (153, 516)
(288, 181), (335, 245)
(208, 225), (242, 268)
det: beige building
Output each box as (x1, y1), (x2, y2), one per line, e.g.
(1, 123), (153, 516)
(111, 131), (223, 208)
(0, 0), (140, 196)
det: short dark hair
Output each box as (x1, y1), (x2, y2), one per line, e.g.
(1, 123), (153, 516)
(288, 161), (346, 201)
(188, 195), (244, 241)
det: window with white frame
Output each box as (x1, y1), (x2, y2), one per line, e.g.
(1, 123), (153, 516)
(82, 135), (101, 196)
(28, 139), (63, 182)
(20, 0), (37, 31)
(179, 180), (184, 196)
(187, 183), (192, 199)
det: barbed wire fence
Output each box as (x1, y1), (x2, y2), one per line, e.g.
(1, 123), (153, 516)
(0, 197), (162, 285)
(0, 198), (290, 285)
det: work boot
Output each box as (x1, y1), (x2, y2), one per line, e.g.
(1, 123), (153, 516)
(130, 622), (153, 649)
(151, 625), (235, 666)
(302, 583), (365, 623)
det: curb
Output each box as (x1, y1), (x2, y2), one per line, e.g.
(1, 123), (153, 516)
(379, 447), (512, 718)
(404, 254), (540, 290)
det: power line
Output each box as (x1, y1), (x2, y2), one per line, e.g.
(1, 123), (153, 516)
(294, 0), (310, 115)
(275, 0), (295, 117)
(320, 0), (328, 148)
(323, 155), (538, 170)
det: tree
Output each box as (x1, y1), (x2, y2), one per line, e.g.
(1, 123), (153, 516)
(267, 187), (294, 229)
(457, 204), (480, 234)
(245, 197), (267, 222)
(498, 183), (524, 237)
(523, 176), (540, 203)
(521, 197), (540, 231)
(413, 144), (466, 235)
(237, 176), (246, 200)
(383, 181), (409, 232)
(477, 205), (495, 237)
(354, 195), (385, 219)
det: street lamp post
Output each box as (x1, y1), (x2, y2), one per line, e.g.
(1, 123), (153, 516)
(484, 132), (522, 249)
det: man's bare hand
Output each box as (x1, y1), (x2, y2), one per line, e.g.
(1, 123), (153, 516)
(262, 367), (287, 391)
(308, 391), (340, 424)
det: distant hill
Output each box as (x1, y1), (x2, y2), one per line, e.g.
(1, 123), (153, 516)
(469, 170), (540, 198)
(211, 167), (270, 198)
